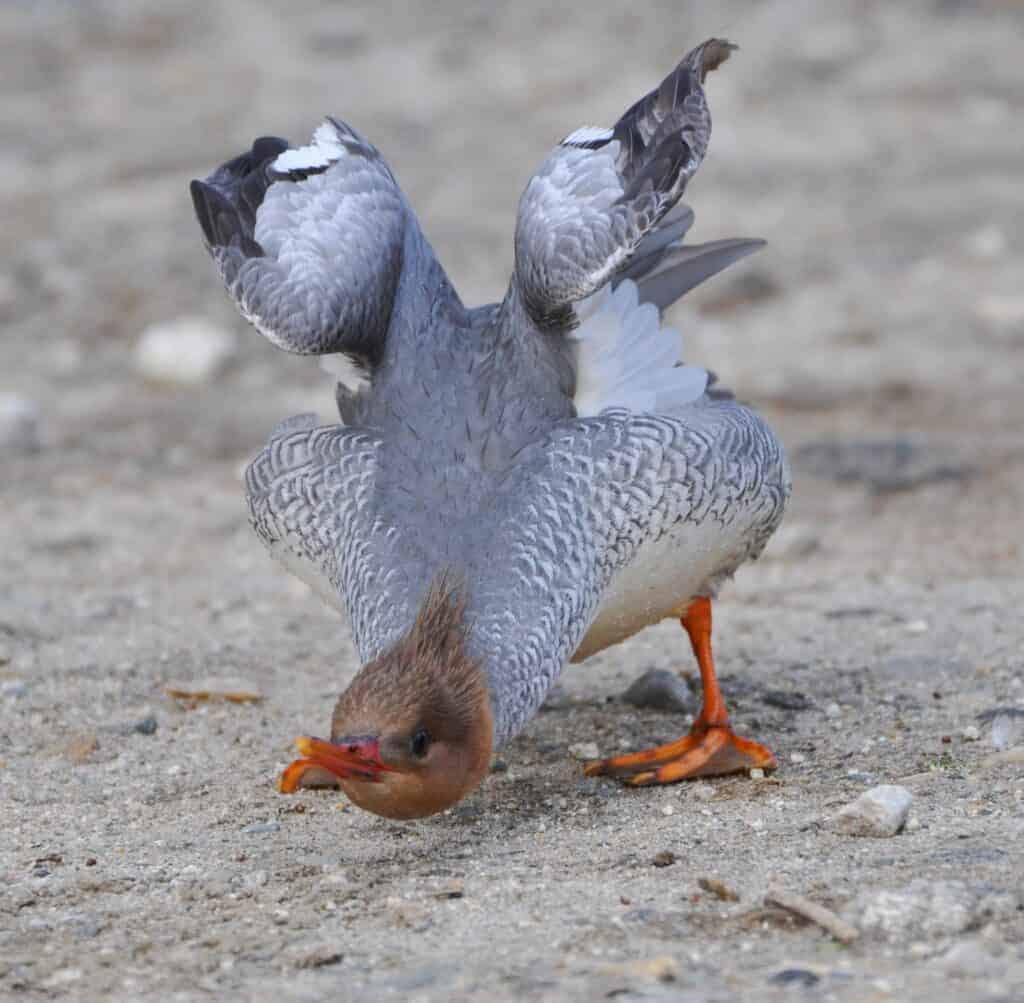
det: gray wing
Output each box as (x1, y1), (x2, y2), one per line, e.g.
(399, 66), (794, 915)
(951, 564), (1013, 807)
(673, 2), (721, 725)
(245, 421), (396, 639)
(190, 119), (407, 366)
(513, 38), (760, 325)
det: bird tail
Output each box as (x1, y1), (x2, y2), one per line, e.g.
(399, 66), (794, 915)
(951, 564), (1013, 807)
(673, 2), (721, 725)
(570, 278), (708, 417)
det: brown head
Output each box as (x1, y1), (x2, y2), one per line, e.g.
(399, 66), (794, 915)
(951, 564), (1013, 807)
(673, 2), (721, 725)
(278, 578), (493, 819)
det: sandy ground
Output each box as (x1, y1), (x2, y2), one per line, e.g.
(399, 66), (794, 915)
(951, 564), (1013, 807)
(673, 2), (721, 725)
(2, 1), (1024, 1000)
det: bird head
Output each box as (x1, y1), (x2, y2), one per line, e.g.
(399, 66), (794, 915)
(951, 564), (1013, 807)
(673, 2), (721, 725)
(279, 580), (493, 819)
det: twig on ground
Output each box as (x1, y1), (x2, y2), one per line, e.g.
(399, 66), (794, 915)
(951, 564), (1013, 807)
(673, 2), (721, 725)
(764, 886), (859, 945)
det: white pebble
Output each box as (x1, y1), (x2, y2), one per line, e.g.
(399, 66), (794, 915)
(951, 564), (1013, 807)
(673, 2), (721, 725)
(135, 317), (235, 386)
(904, 619), (929, 634)
(748, 768), (765, 780)
(790, 752), (806, 764)
(834, 784), (913, 837)
(0, 394), (40, 453)
(689, 782), (716, 802)
(825, 702), (841, 718)
(569, 742), (600, 761)
(661, 804), (675, 817)
(960, 725), (980, 742)
(991, 713), (1023, 751)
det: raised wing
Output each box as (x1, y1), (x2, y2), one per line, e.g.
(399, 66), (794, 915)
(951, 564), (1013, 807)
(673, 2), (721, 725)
(513, 38), (757, 327)
(190, 118), (408, 367)
(512, 39), (765, 418)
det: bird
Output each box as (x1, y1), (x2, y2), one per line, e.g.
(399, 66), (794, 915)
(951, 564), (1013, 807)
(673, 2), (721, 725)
(190, 38), (791, 820)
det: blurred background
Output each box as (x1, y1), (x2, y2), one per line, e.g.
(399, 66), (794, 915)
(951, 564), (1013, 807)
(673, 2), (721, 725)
(3, 2), (1024, 998)
(3, 1), (1022, 571)
(4, 0), (1023, 475)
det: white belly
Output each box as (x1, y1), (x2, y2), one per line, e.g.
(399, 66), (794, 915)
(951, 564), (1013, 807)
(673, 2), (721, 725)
(572, 516), (750, 662)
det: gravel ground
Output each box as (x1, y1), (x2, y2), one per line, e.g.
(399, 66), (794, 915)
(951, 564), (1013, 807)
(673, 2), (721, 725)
(3, 2), (1024, 1000)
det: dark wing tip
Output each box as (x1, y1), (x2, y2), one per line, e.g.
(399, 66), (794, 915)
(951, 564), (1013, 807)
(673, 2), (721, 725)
(190, 136), (289, 251)
(251, 135), (289, 162)
(189, 179), (216, 246)
(694, 38), (737, 80)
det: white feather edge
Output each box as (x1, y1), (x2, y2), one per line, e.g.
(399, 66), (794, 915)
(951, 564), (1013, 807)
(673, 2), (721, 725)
(570, 279), (708, 417)
(272, 120), (347, 173)
(562, 125), (614, 147)
(318, 352), (368, 392)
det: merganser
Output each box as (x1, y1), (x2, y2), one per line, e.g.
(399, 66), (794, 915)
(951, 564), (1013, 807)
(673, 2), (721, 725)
(190, 38), (790, 820)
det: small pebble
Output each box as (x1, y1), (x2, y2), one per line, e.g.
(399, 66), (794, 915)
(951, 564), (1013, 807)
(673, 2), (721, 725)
(904, 619), (929, 634)
(105, 715), (158, 736)
(135, 317), (236, 386)
(769, 969), (820, 987)
(834, 784), (913, 837)
(749, 768), (765, 780)
(652, 851), (676, 867)
(0, 394), (41, 453)
(241, 822), (281, 835)
(689, 781), (716, 802)
(790, 752), (806, 764)
(698, 876), (740, 901)
(661, 804), (675, 816)
(960, 725), (980, 742)
(621, 668), (694, 714)
(2, 680), (29, 698)
(762, 690), (812, 711)
(987, 710), (1024, 751)
(568, 742), (599, 761)
(905, 816), (921, 833)
(132, 716), (158, 735)
(825, 702), (841, 719)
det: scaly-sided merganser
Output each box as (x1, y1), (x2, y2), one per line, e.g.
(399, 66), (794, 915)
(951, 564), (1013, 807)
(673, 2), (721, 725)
(190, 39), (790, 819)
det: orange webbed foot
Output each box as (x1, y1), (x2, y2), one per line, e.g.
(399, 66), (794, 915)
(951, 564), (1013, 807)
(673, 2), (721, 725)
(584, 724), (776, 786)
(585, 596), (779, 787)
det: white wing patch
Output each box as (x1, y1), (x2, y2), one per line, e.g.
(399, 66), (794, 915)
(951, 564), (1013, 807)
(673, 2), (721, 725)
(562, 125), (613, 147)
(570, 279), (708, 417)
(319, 352), (368, 393)
(272, 120), (347, 174)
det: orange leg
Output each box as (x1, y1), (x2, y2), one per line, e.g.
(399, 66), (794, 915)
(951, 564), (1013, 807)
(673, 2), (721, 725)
(584, 597), (777, 786)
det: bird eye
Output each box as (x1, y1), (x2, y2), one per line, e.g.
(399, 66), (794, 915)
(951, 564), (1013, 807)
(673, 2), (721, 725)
(411, 727), (430, 758)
